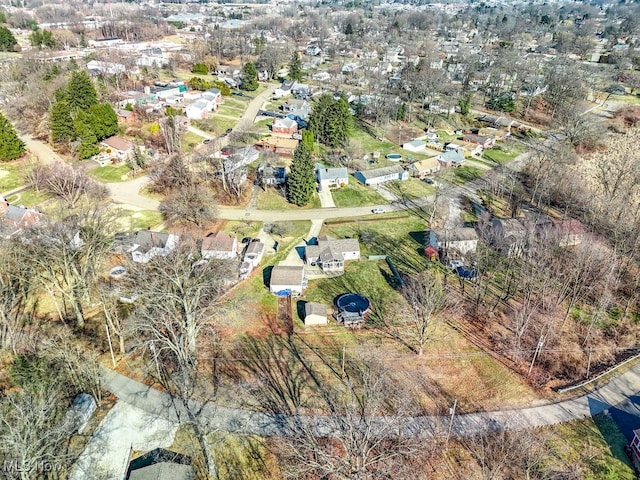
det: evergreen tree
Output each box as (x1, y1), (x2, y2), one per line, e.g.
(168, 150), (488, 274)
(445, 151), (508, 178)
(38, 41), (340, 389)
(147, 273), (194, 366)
(65, 70), (98, 112)
(88, 103), (118, 141)
(49, 101), (75, 144)
(289, 51), (303, 82)
(241, 62), (259, 91)
(286, 130), (315, 206)
(344, 22), (354, 35)
(309, 94), (352, 148)
(0, 113), (25, 162)
(0, 26), (17, 52)
(74, 117), (99, 159)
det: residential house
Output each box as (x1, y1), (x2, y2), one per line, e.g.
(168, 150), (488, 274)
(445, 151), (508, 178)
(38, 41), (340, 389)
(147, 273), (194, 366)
(316, 164), (348, 190)
(259, 164), (287, 186)
(282, 99), (311, 120)
(305, 235), (360, 272)
(185, 100), (211, 120)
(270, 265), (307, 296)
(116, 109), (137, 125)
(446, 140), (483, 157)
(202, 88), (222, 106)
(101, 136), (135, 163)
(273, 80), (295, 99)
(408, 158), (441, 178)
(630, 429), (640, 467)
(291, 83), (311, 99)
(126, 448), (195, 480)
(304, 302), (328, 326)
(130, 230), (179, 263)
(272, 117), (298, 135)
(227, 147), (260, 171)
(535, 219), (584, 247)
(243, 241), (265, 268)
(437, 150), (465, 167)
(201, 231), (237, 260)
(491, 218), (528, 257)
(479, 127), (510, 141)
(354, 165), (409, 186)
(402, 139), (427, 153)
(429, 228), (479, 255)
(86, 59), (126, 75)
(306, 45), (322, 56)
(462, 134), (496, 149)
(312, 71), (331, 81)
(255, 137), (298, 157)
(0, 199), (43, 235)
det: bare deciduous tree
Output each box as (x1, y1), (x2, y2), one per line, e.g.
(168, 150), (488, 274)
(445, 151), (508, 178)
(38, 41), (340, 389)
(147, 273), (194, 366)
(159, 186), (218, 228)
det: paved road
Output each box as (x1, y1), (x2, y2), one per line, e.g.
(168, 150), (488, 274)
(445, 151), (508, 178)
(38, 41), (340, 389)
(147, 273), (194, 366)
(102, 360), (640, 438)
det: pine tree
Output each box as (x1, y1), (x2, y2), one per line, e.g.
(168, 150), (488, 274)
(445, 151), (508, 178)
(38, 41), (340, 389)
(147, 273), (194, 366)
(49, 101), (75, 144)
(74, 119), (99, 159)
(344, 22), (354, 35)
(65, 70), (98, 112)
(0, 26), (17, 52)
(286, 130), (315, 206)
(241, 62), (259, 91)
(0, 113), (25, 162)
(309, 94), (352, 148)
(289, 51), (303, 82)
(88, 103), (118, 141)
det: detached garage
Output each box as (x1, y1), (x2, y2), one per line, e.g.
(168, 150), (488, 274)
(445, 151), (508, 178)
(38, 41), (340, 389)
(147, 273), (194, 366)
(304, 302), (328, 326)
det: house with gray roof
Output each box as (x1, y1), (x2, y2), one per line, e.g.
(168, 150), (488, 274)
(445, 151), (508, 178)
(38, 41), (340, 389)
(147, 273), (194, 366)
(316, 164), (348, 190)
(130, 230), (179, 263)
(270, 265), (307, 296)
(305, 235), (360, 272)
(429, 227), (479, 255)
(0, 198), (43, 236)
(354, 165), (408, 186)
(126, 448), (195, 480)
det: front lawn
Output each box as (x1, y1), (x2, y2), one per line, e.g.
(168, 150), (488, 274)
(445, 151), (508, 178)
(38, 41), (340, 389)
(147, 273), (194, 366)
(117, 209), (164, 231)
(386, 178), (436, 201)
(181, 131), (205, 154)
(331, 176), (387, 208)
(5, 188), (50, 207)
(543, 415), (635, 480)
(452, 165), (484, 185)
(89, 164), (133, 183)
(482, 147), (519, 164)
(0, 159), (27, 192)
(256, 187), (320, 210)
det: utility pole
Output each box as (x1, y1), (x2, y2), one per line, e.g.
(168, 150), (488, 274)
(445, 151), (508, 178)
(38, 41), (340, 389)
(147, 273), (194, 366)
(446, 398), (457, 443)
(105, 323), (116, 367)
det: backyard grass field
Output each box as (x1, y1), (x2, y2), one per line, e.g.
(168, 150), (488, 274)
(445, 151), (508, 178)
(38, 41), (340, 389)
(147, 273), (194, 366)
(331, 176), (387, 208)
(89, 164), (133, 183)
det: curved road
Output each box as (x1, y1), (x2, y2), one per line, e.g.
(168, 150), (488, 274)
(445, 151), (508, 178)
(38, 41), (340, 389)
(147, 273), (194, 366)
(102, 361), (640, 437)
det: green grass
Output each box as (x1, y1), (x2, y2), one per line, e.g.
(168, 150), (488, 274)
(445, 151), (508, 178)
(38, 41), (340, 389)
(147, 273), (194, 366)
(452, 165), (484, 185)
(482, 147), (519, 164)
(386, 178), (436, 201)
(0, 160), (27, 192)
(216, 105), (244, 117)
(5, 188), (50, 207)
(331, 176), (387, 207)
(544, 415), (635, 480)
(351, 125), (396, 155)
(322, 215), (428, 274)
(208, 116), (238, 133)
(221, 220), (263, 239)
(437, 129), (460, 142)
(117, 209), (164, 231)
(607, 93), (640, 105)
(181, 131), (205, 154)
(89, 164), (133, 183)
(257, 188), (320, 210)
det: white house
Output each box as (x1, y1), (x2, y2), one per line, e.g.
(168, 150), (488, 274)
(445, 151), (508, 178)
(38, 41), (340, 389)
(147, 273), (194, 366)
(101, 136), (135, 163)
(354, 165), (409, 186)
(304, 302), (328, 326)
(243, 241), (265, 268)
(316, 164), (348, 190)
(270, 265), (307, 296)
(130, 231), (179, 263)
(202, 231), (237, 260)
(185, 100), (212, 120)
(312, 71), (331, 81)
(305, 236), (360, 272)
(429, 228), (479, 255)
(86, 60), (127, 75)
(402, 139), (427, 153)
(273, 80), (295, 99)
(306, 45), (322, 56)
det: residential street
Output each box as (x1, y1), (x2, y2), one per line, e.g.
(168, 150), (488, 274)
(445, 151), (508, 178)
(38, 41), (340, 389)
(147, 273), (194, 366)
(100, 360), (640, 438)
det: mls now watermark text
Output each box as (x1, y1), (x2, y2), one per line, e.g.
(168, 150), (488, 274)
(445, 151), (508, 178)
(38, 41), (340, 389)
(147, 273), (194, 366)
(3, 460), (64, 473)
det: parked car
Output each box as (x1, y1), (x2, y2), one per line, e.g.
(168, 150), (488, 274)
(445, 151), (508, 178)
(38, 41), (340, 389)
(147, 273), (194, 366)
(224, 128), (233, 136)
(372, 208), (385, 214)
(423, 178), (434, 184)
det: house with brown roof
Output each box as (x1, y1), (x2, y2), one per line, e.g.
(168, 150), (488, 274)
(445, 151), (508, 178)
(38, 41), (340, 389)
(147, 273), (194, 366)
(101, 136), (135, 163)
(202, 231), (238, 260)
(305, 235), (360, 272)
(408, 158), (441, 178)
(255, 137), (299, 158)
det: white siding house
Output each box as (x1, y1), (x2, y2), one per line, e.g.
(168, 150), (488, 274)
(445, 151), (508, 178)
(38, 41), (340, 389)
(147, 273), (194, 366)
(354, 165), (409, 186)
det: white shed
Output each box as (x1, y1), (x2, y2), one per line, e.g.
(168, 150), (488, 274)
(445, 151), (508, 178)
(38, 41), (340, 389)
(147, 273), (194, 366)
(304, 302), (328, 326)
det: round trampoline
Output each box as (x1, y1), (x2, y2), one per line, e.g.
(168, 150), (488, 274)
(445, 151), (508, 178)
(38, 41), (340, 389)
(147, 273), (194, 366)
(336, 293), (371, 314)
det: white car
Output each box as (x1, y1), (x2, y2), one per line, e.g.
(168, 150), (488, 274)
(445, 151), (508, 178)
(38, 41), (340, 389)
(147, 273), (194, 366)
(371, 208), (385, 214)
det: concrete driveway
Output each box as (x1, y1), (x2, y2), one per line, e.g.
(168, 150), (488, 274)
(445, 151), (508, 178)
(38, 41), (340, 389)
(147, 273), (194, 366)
(70, 401), (179, 480)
